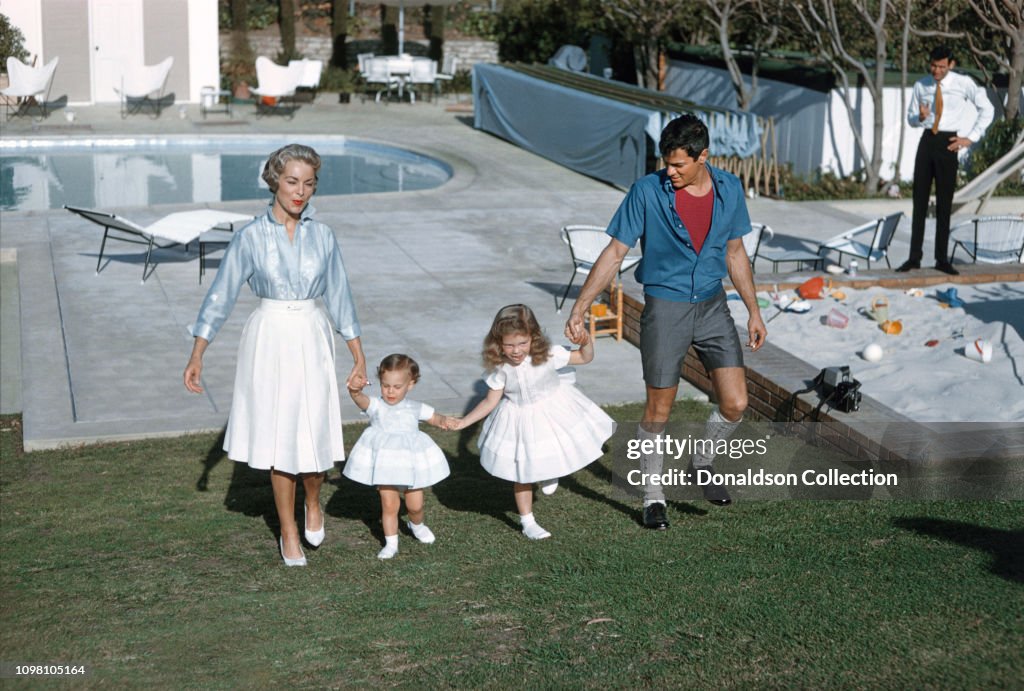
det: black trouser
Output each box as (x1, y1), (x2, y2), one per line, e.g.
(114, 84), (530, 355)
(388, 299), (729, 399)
(910, 130), (959, 264)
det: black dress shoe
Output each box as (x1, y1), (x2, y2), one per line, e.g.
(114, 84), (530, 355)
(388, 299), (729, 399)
(895, 260), (920, 272)
(690, 462), (733, 506)
(935, 261), (960, 276)
(642, 503), (669, 530)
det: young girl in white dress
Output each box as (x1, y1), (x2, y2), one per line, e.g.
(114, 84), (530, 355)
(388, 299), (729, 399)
(344, 354), (452, 559)
(453, 304), (615, 539)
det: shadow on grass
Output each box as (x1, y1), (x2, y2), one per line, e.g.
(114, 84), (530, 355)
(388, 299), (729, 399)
(893, 517), (1024, 584)
(324, 462), (385, 544)
(430, 379), (522, 534)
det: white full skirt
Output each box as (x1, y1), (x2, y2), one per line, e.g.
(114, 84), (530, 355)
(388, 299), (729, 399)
(224, 298), (344, 474)
(343, 429), (450, 489)
(479, 385), (616, 484)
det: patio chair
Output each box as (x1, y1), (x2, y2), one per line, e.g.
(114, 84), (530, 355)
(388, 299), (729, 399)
(362, 57), (400, 103)
(251, 56), (304, 117)
(2, 56), (59, 120)
(289, 58), (323, 102)
(557, 225), (641, 311)
(116, 57), (173, 119)
(817, 212), (903, 269)
(406, 59), (437, 104)
(433, 54), (459, 97)
(356, 52), (376, 75)
(548, 45), (588, 72)
(950, 215), (1024, 264)
(65, 206), (253, 283)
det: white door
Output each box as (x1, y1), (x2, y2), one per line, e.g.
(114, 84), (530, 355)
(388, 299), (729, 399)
(90, 0), (144, 103)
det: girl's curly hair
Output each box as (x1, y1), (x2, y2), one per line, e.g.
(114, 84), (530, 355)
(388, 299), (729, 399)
(482, 304), (550, 370)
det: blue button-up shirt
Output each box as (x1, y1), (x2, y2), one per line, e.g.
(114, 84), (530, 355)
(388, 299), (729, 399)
(607, 164), (751, 303)
(191, 204), (361, 343)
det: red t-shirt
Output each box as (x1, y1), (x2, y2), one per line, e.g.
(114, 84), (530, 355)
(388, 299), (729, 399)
(675, 187), (714, 254)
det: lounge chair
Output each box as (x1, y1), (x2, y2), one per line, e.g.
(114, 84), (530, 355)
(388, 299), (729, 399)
(746, 223), (824, 273)
(116, 57), (174, 119)
(251, 56), (304, 117)
(1, 56), (59, 120)
(950, 215), (1024, 264)
(557, 225), (641, 311)
(65, 206), (253, 283)
(817, 212), (903, 269)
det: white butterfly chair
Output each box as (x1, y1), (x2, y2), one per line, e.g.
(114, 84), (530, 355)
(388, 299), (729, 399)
(2, 56), (59, 120)
(406, 59), (437, 104)
(289, 58), (323, 102)
(950, 215), (1024, 264)
(116, 57), (173, 119)
(557, 225), (641, 311)
(251, 56), (304, 117)
(817, 211), (904, 269)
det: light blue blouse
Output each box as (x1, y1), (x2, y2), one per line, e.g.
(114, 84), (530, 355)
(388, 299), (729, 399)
(191, 205), (361, 343)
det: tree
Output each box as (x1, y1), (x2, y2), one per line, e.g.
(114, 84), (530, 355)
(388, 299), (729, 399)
(279, 0), (297, 62)
(330, 0), (349, 69)
(596, 0), (686, 89)
(794, 0), (893, 192)
(701, 0), (784, 110)
(964, 0), (1024, 119)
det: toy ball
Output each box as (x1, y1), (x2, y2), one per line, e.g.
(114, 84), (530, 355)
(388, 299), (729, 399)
(862, 343), (884, 362)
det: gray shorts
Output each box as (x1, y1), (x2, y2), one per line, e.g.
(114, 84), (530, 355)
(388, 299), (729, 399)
(640, 290), (744, 388)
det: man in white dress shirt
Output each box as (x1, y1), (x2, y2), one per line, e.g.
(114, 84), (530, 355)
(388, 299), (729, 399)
(897, 46), (995, 276)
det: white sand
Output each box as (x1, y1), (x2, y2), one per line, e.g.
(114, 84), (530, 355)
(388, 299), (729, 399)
(728, 281), (1024, 423)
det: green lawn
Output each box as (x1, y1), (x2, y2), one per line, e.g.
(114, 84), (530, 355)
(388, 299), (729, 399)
(1, 409), (1021, 688)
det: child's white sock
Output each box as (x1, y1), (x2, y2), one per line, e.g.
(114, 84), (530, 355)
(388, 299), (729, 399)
(540, 478), (559, 495)
(519, 512), (551, 540)
(377, 534), (398, 559)
(406, 520), (436, 544)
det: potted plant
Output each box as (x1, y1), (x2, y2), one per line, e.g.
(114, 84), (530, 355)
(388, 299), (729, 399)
(221, 59), (256, 101)
(0, 12), (30, 92)
(321, 66), (362, 103)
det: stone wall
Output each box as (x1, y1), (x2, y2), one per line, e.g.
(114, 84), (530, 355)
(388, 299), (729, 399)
(222, 35), (497, 71)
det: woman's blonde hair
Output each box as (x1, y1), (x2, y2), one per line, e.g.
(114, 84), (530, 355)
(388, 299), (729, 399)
(482, 304), (550, 369)
(377, 353), (421, 383)
(261, 143), (321, 193)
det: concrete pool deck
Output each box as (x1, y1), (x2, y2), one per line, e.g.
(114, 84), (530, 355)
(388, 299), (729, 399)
(1, 97), (1021, 450)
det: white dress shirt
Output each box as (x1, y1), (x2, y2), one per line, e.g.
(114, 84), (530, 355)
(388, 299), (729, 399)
(907, 70), (994, 142)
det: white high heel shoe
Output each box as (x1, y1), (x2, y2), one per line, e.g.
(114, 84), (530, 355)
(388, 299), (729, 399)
(279, 536), (307, 567)
(304, 504), (325, 547)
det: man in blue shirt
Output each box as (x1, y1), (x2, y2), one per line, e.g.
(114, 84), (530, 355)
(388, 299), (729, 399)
(565, 114), (766, 529)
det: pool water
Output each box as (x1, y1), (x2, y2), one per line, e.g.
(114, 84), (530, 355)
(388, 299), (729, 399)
(0, 136), (452, 212)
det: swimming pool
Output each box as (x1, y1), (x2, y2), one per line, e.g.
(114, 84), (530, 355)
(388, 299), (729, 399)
(0, 136), (452, 212)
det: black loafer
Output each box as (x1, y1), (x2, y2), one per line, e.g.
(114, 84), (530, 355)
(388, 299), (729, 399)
(935, 261), (960, 276)
(703, 482), (733, 506)
(642, 503), (669, 530)
(895, 260), (920, 272)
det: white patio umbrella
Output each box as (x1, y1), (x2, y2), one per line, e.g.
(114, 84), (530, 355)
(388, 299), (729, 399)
(377, 0), (467, 55)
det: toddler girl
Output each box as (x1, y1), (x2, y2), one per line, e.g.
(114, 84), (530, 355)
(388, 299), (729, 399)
(453, 304), (615, 539)
(344, 354), (451, 559)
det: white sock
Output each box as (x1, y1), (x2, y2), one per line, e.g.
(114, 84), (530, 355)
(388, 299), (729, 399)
(540, 478), (559, 495)
(692, 409), (742, 469)
(377, 534), (398, 559)
(406, 520), (436, 544)
(520, 512), (551, 540)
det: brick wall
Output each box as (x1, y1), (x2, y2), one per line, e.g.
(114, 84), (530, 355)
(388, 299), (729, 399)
(223, 35), (497, 70)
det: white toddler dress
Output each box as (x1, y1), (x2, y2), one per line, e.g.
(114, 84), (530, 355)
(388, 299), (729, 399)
(479, 346), (616, 483)
(343, 398), (450, 489)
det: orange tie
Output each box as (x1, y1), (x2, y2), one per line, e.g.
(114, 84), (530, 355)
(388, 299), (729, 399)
(931, 81), (943, 134)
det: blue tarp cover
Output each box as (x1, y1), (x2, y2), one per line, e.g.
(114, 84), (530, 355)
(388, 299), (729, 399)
(473, 64), (651, 188)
